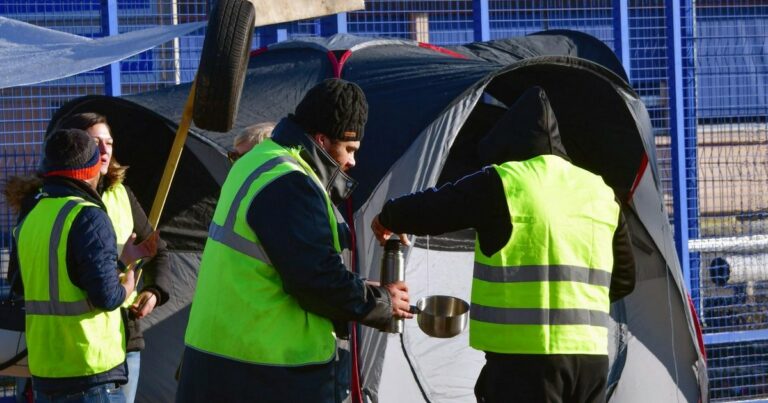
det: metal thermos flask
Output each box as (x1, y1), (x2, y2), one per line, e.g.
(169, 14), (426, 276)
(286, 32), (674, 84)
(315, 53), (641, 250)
(380, 238), (404, 333)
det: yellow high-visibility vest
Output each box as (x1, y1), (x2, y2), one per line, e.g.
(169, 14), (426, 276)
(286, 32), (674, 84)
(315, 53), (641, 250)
(16, 196), (125, 377)
(102, 183), (137, 307)
(185, 139), (338, 366)
(470, 155), (619, 355)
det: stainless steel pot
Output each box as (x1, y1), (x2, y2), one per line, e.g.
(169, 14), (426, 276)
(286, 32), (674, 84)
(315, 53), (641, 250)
(411, 295), (469, 338)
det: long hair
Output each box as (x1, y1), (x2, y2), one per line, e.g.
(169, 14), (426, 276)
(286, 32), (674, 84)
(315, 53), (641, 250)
(3, 175), (42, 213)
(56, 112), (128, 190)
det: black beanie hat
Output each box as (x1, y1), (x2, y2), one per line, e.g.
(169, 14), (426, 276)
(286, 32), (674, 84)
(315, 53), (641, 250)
(292, 78), (368, 141)
(41, 128), (101, 180)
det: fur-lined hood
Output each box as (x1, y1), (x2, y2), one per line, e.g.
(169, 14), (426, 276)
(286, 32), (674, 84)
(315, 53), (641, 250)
(4, 175), (43, 213)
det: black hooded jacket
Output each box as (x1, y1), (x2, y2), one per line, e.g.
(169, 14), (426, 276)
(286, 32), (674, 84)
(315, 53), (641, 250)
(379, 87), (635, 302)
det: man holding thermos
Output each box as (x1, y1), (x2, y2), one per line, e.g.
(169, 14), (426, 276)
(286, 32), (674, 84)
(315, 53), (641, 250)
(178, 78), (412, 403)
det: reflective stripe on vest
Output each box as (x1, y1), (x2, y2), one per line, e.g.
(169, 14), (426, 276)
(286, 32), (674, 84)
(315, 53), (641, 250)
(473, 262), (612, 287)
(470, 304), (609, 327)
(207, 222), (272, 263)
(23, 200), (94, 316)
(185, 139), (337, 366)
(102, 183), (137, 307)
(17, 197), (125, 377)
(470, 156), (618, 355)
(205, 155), (293, 264)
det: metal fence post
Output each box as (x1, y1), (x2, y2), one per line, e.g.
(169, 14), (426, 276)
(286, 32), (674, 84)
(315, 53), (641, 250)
(472, 0), (490, 42)
(100, 0), (121, 96)
(612, 0), (631, 81)
(259, 25), (279, 46)
(666, 0), (700, 302)
(320, 13), (348, 35)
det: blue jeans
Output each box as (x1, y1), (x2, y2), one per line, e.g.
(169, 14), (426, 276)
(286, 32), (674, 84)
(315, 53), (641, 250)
(122, 351), (140, 403)
(15, 377), (30, 403)
(33, 384), (125, 403)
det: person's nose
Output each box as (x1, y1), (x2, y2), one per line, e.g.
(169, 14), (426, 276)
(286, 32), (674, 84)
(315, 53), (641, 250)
(347, 155), (356, 169)
(98, 141), (108, 155)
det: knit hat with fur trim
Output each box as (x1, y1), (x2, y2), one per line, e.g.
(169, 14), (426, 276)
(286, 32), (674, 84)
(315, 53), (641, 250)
(292, 78), (368, 141)
(41, 128), (101, 180)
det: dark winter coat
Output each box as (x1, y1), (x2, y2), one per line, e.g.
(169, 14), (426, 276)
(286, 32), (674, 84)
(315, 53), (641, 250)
(254, 118), (394, 329)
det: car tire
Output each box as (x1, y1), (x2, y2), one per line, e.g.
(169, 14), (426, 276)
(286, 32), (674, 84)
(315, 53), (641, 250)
(193, 0), (255, 132)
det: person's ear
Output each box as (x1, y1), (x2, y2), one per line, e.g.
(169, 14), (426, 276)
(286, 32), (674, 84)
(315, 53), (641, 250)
(312, 133), (328, 147)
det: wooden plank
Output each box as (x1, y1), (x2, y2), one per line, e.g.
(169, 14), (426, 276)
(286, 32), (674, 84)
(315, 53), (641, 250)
(251, 0), (365, 27)
(654, 125), (768, 216)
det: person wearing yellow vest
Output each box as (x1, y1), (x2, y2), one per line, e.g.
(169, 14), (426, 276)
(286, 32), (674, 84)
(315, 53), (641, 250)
(372, 87), (636, 403)
(7, 128), (157, 402)
(177, 79), (413, 403)
(54, 112), (169, 403)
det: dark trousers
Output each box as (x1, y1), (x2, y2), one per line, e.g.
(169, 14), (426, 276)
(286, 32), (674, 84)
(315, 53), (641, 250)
(474, 353), (608, 403)
(176, 347), (338, 403)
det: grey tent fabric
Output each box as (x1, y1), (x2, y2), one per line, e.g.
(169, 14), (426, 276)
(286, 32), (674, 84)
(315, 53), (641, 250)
(20, 32), (707, 403)
(0, 16), (205, 89)
(352, 52), (704, 402)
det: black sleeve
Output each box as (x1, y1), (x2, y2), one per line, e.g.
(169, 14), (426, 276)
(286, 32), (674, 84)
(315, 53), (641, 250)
(124, 185), (170, 305)
(67, 207), (126, 311)
(7, 237), (23, 296)
(609, 204), (636, 302)
(378, 166), (511, 256)
(247, 172), (392, 329)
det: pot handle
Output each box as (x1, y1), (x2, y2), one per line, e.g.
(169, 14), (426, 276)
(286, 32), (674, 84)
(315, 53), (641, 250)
(409, 305), (421, 315)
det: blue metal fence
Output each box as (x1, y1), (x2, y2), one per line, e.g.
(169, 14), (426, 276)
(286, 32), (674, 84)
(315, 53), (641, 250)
(2, 1), (768, 401)
(489, 0), (614, 42)
(691, 1), (768, 400)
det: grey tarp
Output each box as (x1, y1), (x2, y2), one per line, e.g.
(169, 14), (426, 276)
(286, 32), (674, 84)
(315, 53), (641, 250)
(28, 33), (706, 402)
(0, 16), (205, 89)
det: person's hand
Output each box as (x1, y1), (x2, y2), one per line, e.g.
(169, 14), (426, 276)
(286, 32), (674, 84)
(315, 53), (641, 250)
(371, 215), (410, 246)
(120, 231), (160, 265)
(129, 291), (158, 319)
(385, 281), (413, 319)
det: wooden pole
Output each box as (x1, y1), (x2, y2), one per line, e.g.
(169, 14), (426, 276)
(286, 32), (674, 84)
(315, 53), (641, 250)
(148, 80), (196, 229)
(137, 79), (196, 283)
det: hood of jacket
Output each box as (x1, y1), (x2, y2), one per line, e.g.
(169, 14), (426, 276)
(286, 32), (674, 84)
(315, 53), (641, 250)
(9, 175), (105, 223)
(271, 117), (357, 204)
(478, 86), (570, 165)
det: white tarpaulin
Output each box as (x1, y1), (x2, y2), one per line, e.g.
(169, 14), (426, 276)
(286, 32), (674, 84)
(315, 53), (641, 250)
(0, 16), (206, 89)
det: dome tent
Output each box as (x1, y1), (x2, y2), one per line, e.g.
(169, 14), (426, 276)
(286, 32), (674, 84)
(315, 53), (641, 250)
(22, 32), (706, 402)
